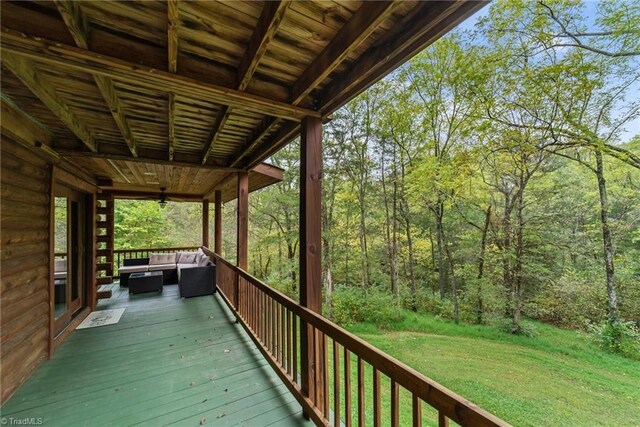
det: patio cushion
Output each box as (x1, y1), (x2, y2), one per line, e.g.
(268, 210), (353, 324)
(149, 253), (176, 265)
(177, 252), (197, 264)
(197, 255), (210, 267)
(54, 258), (66, 272)
(148, 263), (177, 271)
(118, 265), (149, 274)
(195, 249), (204, 265)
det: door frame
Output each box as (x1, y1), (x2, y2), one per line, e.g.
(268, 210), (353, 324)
(49, 167), (97, 356)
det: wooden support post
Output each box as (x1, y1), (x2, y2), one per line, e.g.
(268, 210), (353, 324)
(237, 173), (249, 270)
(202, 200), (210, 248)
(236, 173), (248, 317)
(299, 116), (323, 416)
(214, 190), (222, 255)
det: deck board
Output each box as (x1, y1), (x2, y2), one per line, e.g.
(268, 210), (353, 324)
(1, 284), (312, 426)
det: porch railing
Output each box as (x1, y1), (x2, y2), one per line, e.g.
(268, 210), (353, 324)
(113, 246), (200, 272)
(207, 249), (508, 427)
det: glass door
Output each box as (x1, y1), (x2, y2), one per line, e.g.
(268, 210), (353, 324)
(53, 185), (85, 335)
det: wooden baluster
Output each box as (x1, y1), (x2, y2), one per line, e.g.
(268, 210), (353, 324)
(286, 309), (292, 376)
(391, 380), (399, 427)
(292, 314), (298, 383)
(280, 304), (285, 366)
(323, 332), (329, 417)
(275, 300), (281, 363)
(312, 326), (319, 405)
(271, 298), (276, 355)
(412, 395), (422, 427)
(333, 340), (340, 427)
(344, 348), (351, 427)
(438, 412), (449, 427)
(357, 357), (365, 427)
(373, 369), (381, 427)
(267, 296), (272, 351)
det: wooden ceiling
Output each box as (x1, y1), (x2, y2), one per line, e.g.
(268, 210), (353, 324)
(0, 0), (485, 196)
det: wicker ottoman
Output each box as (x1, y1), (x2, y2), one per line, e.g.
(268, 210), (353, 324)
(129, 271), (163, 294)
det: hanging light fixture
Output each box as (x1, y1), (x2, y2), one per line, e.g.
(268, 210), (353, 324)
(158, 188), (168, 208)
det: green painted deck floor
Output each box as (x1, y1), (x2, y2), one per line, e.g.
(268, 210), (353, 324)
(1, 284), (313, 426)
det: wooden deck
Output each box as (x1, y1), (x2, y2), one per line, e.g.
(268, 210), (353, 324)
(1, 284), (313, 426)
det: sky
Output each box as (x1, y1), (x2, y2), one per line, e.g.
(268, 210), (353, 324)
(452, 1), (639, 144)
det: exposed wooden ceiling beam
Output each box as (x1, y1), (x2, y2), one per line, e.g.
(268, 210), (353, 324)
(1, 93), (100, 184)
(0, 30), (320, 122)
(201, 1), (291, 165)
(290, 1), (397, 105)
(241, 1), (488, 169)
(238, 1), (291, 92)
(2, 53), (97, 152)
(320, 1), (487, 115)
(55, 0), (138, 157)
(167, 0), (179, 161)
(55, 150), (246, 172)
(229, 2), (396, 169)
(1, 93), (56, 152)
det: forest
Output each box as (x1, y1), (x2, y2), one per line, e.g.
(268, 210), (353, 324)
(115, 0), (640, 361)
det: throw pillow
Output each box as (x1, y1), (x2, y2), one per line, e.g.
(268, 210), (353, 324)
(198, 255), (210, 267)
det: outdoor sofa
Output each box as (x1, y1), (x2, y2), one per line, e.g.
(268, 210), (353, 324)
(118, 248), (216, 298)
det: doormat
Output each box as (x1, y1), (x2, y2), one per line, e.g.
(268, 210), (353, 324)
(77, 308), (126, 329)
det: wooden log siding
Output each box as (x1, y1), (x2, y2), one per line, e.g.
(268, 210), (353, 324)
(207, 250), (508, 427)
(1, 136), (52, 404)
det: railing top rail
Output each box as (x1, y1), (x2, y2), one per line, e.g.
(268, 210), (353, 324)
(114, 246), (200, 253)
(208, 250), (508, 427)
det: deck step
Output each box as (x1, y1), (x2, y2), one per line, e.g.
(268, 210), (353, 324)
(96, 290), (112, 299)
(96, 235), (111, 243)
(96, 276), (113, 286)
(96, 249), (112, 258)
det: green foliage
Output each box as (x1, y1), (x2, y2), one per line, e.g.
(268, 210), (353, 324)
(114, 200), (202, 249)
(349, 311), (640, 426)
(588, 320), (640, 360)
(330, 286), (404, 328)
(525, 271), (607, 329)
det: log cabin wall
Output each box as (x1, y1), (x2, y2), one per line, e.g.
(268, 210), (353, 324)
(1, 136), (52, 404)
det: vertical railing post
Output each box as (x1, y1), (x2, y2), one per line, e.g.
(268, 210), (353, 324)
(299, 116), (324, 416)
(202, 199), (209, 248)
(214, 190), (222, 255)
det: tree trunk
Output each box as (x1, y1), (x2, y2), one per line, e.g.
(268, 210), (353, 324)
(358, 185), (370, 288)
(502, 193), (513, 318)
(595, 150), (618, 325)
(445, 242), (459, 323)
(435, 201), (446, 299)
(381, 145), (399, 297)
(512, 185), (525, 330)
(400, 160), (416, 309)
(476, 205), (492, 324)
(428, 228), (437, 296)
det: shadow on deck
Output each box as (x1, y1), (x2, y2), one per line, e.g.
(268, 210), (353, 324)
(1, 284), (313, 426)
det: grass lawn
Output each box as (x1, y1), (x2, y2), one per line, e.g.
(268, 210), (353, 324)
(344, 312), (640, 426)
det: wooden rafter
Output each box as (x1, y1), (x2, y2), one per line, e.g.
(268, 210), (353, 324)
(167, 0), (179, 161)
(290, 1), (396, 105)
(319, 1), (482, 114)
(55, 0), (138, 157)
(2, 53), (97, 152)
(238, 1), (291, 92)
(230, 1), (396, 168)
(201, 0), (291, 165)
(242, 0), (487, 169)
(0, 30), (320, 122)
(0, 94), (56, 152)
(56, 150), (245, 172)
